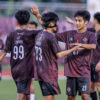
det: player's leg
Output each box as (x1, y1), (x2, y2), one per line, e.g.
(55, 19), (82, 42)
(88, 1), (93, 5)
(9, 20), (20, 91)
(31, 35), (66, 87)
(30, 80), (35, 100)
(66, 77), (76, 100)
(17, 93), (26, 100)
(16, 79), (32, 100)
(39, 81), (61, 100)
(44, 95), (55, 100)
(96, 82), (100, 100)
(90, 64), (98, 100)
(78, 77), (90, 100)
(90, 82), (97, 100)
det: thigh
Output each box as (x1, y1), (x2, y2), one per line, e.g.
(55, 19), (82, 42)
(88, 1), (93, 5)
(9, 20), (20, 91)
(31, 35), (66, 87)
(66, 77), (77, 96)
(15, 79), (32, 95)
(78, 77), (90, 95)
(39, 81), (61, 96)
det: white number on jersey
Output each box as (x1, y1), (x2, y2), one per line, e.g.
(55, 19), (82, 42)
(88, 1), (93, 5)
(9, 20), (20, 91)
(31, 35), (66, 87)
(13, 45), (24, 60)
(35, 46), (42, 61)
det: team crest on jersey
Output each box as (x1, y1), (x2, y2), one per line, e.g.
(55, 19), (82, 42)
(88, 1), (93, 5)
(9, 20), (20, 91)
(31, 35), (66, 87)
(67, 87), (71, 92)
(82, 37), (88, 43)
(69, 37), (74, 42)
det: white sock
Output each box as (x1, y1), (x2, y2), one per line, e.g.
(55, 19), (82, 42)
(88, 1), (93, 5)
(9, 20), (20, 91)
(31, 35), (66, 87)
(30, 94), (35, 100)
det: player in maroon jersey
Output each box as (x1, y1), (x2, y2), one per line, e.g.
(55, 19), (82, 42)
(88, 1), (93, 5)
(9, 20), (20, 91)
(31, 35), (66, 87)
(32, 7), (96, 100)
(31, 7), (82, 100)
(0, 10), (40, 100)
(28, 21), (38, 100)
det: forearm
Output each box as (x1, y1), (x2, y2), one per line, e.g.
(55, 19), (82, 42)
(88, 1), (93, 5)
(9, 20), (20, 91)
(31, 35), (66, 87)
(36, 14), (42, 25)
(57, 47), (75, 58)
(0, 51), (7, 61)
(81, 44), (96, 50)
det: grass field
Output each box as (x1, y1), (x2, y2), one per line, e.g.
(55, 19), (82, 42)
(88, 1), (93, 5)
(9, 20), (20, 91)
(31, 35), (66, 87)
(0, 79), (82, 100)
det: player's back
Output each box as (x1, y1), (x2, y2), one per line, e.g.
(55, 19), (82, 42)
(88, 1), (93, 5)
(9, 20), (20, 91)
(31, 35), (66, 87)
(5, 29), (38, 81)
(34, 30), (60, 83)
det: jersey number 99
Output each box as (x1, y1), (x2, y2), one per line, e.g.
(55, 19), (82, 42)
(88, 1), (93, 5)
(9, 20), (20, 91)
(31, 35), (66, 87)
(13, 45), (24, 60)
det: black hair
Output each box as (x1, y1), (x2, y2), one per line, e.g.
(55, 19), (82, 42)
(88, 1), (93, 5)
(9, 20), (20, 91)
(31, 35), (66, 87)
(41, 12), (59, 28)
(74, 10), (90, 22)
(94, 12), (100, 24)
(29, 21), (38, 27)
(15, 10), (30, 25)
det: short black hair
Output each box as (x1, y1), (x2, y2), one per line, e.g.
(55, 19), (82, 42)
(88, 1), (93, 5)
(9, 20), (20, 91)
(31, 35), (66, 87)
(41, 12), (59, 28)
(15, 10), (30, 25)
(29, 21), (38, 27)
(94, 12), (100, 24)
(74, 10), (90, 22)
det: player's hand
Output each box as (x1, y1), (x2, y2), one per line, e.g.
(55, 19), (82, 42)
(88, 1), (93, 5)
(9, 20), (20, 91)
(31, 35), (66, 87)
(96, 61), (100, 72)
(66, 17), (73, 24)
(31, 5), (39, 16)
(70, 43), (82, 47)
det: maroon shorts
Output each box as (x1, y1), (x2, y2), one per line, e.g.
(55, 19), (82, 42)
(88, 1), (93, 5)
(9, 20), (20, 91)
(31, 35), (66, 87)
(15, 79), (31, 95)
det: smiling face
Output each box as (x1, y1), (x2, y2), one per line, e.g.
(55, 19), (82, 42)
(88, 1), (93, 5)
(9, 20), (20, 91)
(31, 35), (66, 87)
(75, 16), (88, 31)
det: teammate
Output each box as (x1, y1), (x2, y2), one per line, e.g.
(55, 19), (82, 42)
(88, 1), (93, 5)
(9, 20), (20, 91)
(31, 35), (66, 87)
(28, 21), (38, 31)
(91, 12), (100, 100)
(56, 10), (96, 100)
(28, 21), (38, 100)
(31, 7), (82, 100)
(0, 10), (40, 100)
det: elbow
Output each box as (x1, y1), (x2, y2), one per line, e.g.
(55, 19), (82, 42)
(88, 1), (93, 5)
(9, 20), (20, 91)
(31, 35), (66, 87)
(56, 53), (62, 58)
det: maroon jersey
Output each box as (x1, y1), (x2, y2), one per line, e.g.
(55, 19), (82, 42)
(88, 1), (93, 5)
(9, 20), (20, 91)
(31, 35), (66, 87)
(56, 30), (96, 78)
(4, 29), (40, 81)
(92, 30), (100, 65)
(34, 30), (60, 83)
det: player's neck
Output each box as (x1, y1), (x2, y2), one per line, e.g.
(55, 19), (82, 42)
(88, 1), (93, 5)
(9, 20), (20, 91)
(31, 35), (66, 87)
(46, 29), (55, 36)
(77, 27), (86, 34)
(95, 25), (100, 32)
(19, 25), (28, 30)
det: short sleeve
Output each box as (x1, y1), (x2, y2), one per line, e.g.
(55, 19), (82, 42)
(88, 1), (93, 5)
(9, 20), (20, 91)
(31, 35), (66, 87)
(0, 39), (4, 50)
(50, 36), (60, 57)
(89, 32), (96, 44)
(56, 31), (68, 42)
(4, 33), (12, 53)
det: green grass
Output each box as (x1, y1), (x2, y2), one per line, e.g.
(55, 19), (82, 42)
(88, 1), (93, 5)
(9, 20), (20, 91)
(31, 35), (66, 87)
(0, 79), (81, 100)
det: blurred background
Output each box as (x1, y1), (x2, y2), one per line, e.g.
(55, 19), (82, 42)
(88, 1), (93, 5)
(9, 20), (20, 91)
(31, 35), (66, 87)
(0, 0), (100, 100)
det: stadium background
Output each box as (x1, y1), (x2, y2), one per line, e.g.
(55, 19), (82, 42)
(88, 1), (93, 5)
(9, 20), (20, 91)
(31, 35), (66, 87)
(0, 0), (99, 100)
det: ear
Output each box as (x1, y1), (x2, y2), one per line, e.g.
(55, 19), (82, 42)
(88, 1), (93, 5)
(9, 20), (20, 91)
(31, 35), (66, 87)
(49, 22), (55, 26)
(85, 20), (88, 25)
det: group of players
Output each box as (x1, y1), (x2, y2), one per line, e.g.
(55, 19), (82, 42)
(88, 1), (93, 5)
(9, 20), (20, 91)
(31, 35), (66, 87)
(0, 5), (100, 100)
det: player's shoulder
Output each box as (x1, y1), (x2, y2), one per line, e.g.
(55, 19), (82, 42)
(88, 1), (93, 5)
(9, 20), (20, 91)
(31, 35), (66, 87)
(59, 30), (77, 35)
(86, 30), (95, 35)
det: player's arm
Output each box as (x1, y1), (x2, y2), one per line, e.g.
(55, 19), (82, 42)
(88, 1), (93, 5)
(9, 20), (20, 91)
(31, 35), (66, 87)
(56, 46), (79, 58)
(0, 51), (7, 61)
(66, 17), (76, 26)
(70, 43), (96, 50)
(95, 61), (100, 72)
(31, 5), (42, 25)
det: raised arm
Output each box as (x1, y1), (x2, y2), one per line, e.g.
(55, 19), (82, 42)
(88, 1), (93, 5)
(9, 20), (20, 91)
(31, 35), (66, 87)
(31, 5), (42, 25)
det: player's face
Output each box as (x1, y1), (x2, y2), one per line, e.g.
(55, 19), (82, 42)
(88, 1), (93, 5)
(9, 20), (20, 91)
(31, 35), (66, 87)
(49, 22), (58, 33)
(28, 24), (37, 30)
(75, 16), (88, 30)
